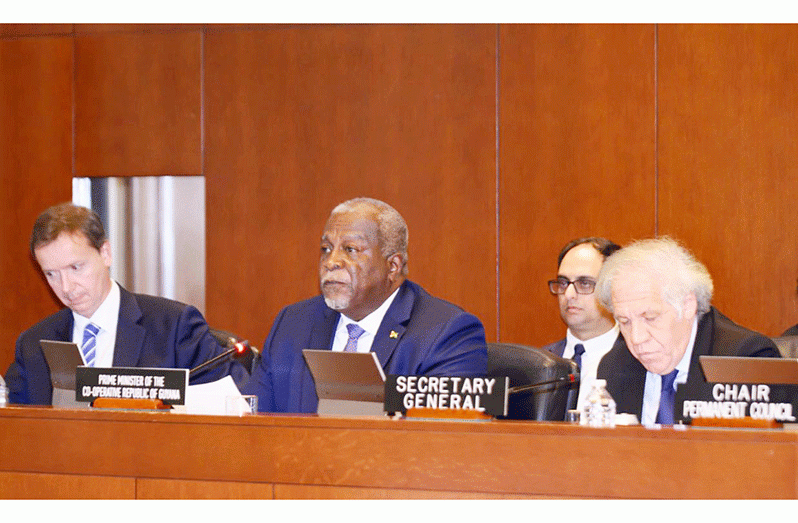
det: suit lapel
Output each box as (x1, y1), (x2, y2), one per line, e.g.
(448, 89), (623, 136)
(370, 281), (412, 368)
(554, 339), (566, 357)
(310, 305), (339, 351)
(603, 335), (647, 418)
(676, 308), (715, 412)
(689, 307), (715, 376)
(52, 308), (74, 341)
(623, 356), (647, 418)
(295, 302), (339, 412)
(112, 288), (147, 367)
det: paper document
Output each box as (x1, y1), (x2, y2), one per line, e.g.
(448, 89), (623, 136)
(182, 375), (243, 415)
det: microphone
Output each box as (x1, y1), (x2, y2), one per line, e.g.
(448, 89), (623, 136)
(508, 373), (578, 395)
(189, 338), (251, 377)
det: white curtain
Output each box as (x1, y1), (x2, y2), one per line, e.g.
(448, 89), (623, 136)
(73, 176), (206, 314)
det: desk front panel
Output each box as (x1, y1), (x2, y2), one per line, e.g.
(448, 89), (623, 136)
(0, 407), (795, 499)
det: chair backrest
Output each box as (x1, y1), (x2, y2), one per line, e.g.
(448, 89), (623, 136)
(771, 336), (798, 359)
(487, 342), (578, 421)
(209, 328), (260, 374)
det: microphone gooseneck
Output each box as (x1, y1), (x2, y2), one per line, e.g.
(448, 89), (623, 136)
(189, 339), (250, 377)
(507, 373), (578, 395)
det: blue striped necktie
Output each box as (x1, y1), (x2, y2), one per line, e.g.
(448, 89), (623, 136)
(81, 323), (100, 367)
(344, 324), (366, 353)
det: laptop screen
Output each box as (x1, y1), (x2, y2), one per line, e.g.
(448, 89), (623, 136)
(40, 339), (90, 408)
(302, 349), (385, 403)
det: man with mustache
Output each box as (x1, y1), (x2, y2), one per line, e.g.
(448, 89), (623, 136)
(5, 203), (248, 405)
(244, 197), (487, 413)
(595, 237), (781, 425)
(542, 237), (621, 412)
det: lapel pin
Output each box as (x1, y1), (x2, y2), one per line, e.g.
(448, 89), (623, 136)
(390, 330), (399, 339)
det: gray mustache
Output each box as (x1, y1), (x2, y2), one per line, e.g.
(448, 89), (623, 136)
(321, 273), (350, 285)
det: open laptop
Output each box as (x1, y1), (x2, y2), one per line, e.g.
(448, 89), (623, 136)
(700, 355), (798, 385)
(40, 340), (90, 408)
(302, 349), (386, 416)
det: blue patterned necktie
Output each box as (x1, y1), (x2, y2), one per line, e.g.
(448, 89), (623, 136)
(81, 323), (100, 367)
(344, 323), (366, 353)
(656, 369), (679, 425)
(573, 343), (586, 369)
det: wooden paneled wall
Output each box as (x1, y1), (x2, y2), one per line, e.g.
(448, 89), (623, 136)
(203, 25), (497, 338)
(1, 24), (797, 373)
(499, 24), (656, 342)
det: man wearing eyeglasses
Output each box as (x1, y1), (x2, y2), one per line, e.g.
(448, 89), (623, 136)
(543, 237), (622, 410)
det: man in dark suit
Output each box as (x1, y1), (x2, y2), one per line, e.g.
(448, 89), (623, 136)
(243, 197), (487, 413)
(542, 237), (621, 411)
(4, 203), (247, 405)
(595, 237), (780, 425)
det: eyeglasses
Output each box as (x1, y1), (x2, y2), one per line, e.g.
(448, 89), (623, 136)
(548, 277), (597, 295)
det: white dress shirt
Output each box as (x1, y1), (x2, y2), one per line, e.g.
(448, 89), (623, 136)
(562, 324), (620, 411)
(71, 280), (120, 368)
(332, 287), (400, 353)
(640, 317), (699, 426)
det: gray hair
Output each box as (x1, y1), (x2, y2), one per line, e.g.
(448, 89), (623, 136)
(330, 197), (409, 275)
(596, 236), (714, 317)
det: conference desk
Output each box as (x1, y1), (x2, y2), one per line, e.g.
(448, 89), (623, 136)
(0, 405), (796, 499)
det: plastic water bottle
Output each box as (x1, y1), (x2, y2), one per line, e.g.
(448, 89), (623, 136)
(0, 375), (8, 407)
(580, 379), (616, 427)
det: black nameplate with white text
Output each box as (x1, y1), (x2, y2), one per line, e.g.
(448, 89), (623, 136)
(384, 375), (508, 416)
(678, 382), (798, 423)
(76, 367), (188, 405)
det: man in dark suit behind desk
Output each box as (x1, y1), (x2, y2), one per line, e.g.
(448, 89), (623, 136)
(595, 237), (780, 425)
(5, 203), (248, 405)
(541, 237), (622, 412)
(243, 197), (487, 413)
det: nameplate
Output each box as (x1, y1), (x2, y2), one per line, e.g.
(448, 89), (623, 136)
(384, 375), (508, 416)
(678, 383), (798, 423)
(76, 367), (189, 405)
